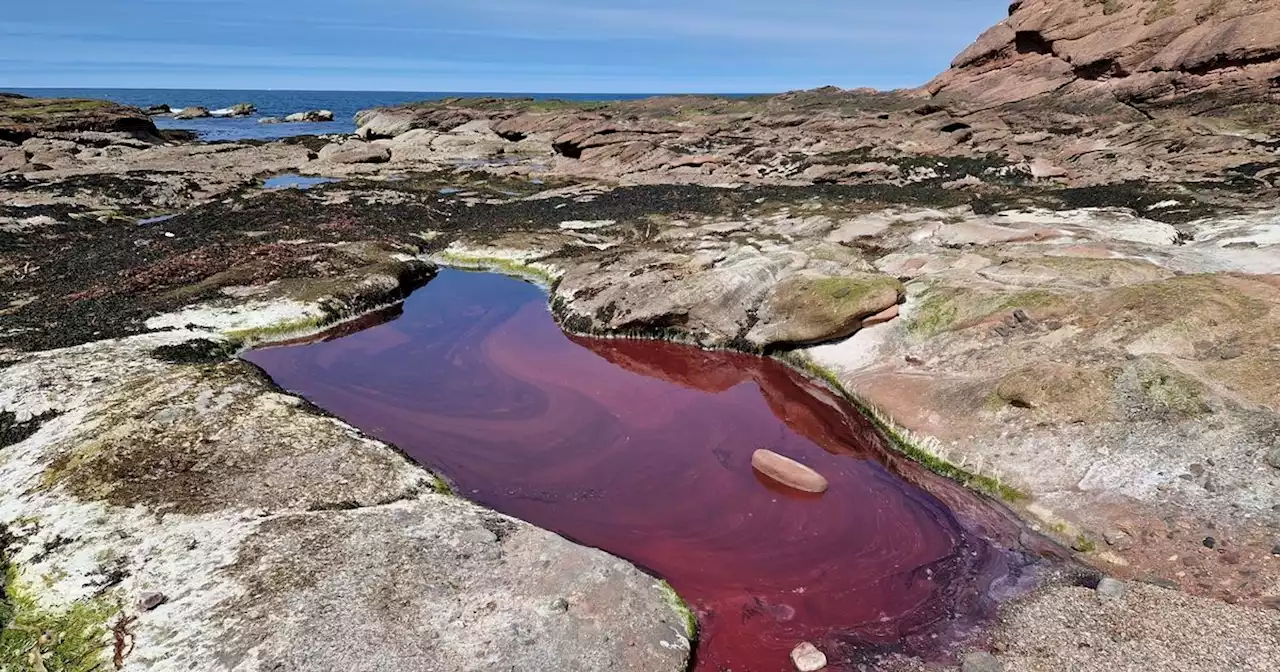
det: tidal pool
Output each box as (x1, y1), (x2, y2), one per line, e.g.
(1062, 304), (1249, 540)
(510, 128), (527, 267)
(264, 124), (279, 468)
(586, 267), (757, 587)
(244, 270), (1047, 671)
(263, 174), (341, 190)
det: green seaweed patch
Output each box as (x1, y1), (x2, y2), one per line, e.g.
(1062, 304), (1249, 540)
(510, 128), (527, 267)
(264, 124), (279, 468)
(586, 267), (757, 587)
(775, 352), (1027, 502)
(1122, 359), (1212, 419)
(792, 276), (903, 316)
(906, 286), (1067, 338)
(656, 581), (698, 643)
(224, 315), (329, 345)
(0, 565), (119, 672)
(906, 290), (962, 338)
(150, 338), (242, 365)
(434, 251), (560, 288)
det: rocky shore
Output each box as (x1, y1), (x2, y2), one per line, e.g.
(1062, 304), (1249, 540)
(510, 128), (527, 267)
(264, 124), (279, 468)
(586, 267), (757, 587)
(2, 1), (1279, 670)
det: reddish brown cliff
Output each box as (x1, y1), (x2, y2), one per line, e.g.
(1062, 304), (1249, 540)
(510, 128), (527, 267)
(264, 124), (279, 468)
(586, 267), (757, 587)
(928, 0), (1280, 127)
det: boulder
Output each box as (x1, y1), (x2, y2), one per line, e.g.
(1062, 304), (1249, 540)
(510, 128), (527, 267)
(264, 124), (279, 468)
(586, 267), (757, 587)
(0, 95), (159, 141)
(258, 117), (282, 125)
(747, 272), (904, 347)
(284, 110), (335, 123)
(318, 141), (391, 164)
(144, 104), (171, 115)
(174, 106), (211, 119)
(210, 103), (255, 117)
(751, 450), (829, 494)
(355, 105), (487, 139)
(0, 147), (27, 173)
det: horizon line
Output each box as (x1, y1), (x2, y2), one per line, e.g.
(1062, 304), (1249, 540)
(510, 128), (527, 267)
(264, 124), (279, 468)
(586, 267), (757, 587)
(2, 84), (892, 96)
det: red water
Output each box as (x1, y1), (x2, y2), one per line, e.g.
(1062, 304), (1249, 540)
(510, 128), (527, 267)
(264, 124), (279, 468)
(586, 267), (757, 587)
(245, 270), (1042, 671)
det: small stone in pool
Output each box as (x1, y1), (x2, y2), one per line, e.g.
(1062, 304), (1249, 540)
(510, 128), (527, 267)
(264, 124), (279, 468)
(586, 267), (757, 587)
(752, 449), (829, 494)
(1096, 577), (1126, 600)
(790, 642), (827, 671)
(961, 651), (1004, 672)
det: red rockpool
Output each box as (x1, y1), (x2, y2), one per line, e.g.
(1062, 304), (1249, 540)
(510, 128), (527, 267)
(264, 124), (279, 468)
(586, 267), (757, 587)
(244, 270), (1046, 671)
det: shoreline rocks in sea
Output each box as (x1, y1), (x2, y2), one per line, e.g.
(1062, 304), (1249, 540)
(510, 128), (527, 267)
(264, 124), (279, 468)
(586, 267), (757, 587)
(285, 109), (335, 123)
(210, 102), (256, 118)
(173, 106), (211, 119)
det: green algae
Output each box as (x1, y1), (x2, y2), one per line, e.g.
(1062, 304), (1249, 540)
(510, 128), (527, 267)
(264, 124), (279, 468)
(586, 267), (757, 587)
(656, 581), (698, 643)
(775, 352), (1027, 503)
(434, 251), (560, 288)
(0, 564), (119, 672)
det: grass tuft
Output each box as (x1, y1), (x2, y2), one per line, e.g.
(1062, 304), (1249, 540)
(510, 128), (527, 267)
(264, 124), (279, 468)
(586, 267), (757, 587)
(0, 564), (119, 672)
(224, 316), (329, 345)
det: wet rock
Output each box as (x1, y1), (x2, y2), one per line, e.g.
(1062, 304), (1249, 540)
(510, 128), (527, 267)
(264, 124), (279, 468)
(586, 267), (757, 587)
(258, 117), (282, 124)
(144, 104), (170, 115)
(285, 110), (335, 123)
(961, 651), (1004, 672)
(211, 103), (255, 118)
(174, 106), (211, 119)
(1096, 577), (1127, 601)
(790, 642), (827, 671)
(752, 449), (829, 494)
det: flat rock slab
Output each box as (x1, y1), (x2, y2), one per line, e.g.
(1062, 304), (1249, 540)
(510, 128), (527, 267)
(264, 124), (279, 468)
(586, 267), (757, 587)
(209, 498), (692, 672)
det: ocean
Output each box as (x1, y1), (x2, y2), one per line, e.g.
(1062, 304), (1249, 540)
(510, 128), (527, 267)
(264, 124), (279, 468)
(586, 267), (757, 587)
(6, 88), (674, 141)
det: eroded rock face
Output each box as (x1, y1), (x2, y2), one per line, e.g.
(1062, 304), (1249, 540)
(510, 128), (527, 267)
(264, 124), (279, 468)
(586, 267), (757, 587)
(0, 94), (158, 142)
(551, 239), (900, 349)
(929, 0), (1280, 124)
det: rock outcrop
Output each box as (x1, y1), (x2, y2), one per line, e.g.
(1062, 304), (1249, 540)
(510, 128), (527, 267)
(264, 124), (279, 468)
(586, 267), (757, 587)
(285, 109), (335, 123)
(928, 0), (1280, 127)
(174, 106), (212, 120)
(0, 93), (158, 143)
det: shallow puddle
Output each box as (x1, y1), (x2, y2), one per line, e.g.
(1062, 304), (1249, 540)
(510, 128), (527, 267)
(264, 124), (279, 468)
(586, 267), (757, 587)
(263, 173), (341, 190)
(244, 270), (1047, 671)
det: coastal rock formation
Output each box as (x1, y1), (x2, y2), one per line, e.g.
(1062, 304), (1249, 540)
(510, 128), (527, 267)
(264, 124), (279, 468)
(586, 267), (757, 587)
(285, 109), (335, 123)
(174, 106), (212, 119)
(210, 102), (255, 117)
(0, 93), (158, 142)
(928, 0), (1280, 125)
(5, 4), (1280, 668)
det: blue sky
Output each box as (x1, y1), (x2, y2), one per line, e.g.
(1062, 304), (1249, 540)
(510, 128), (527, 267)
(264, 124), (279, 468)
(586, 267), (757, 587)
(2, 1), (1008, 93)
